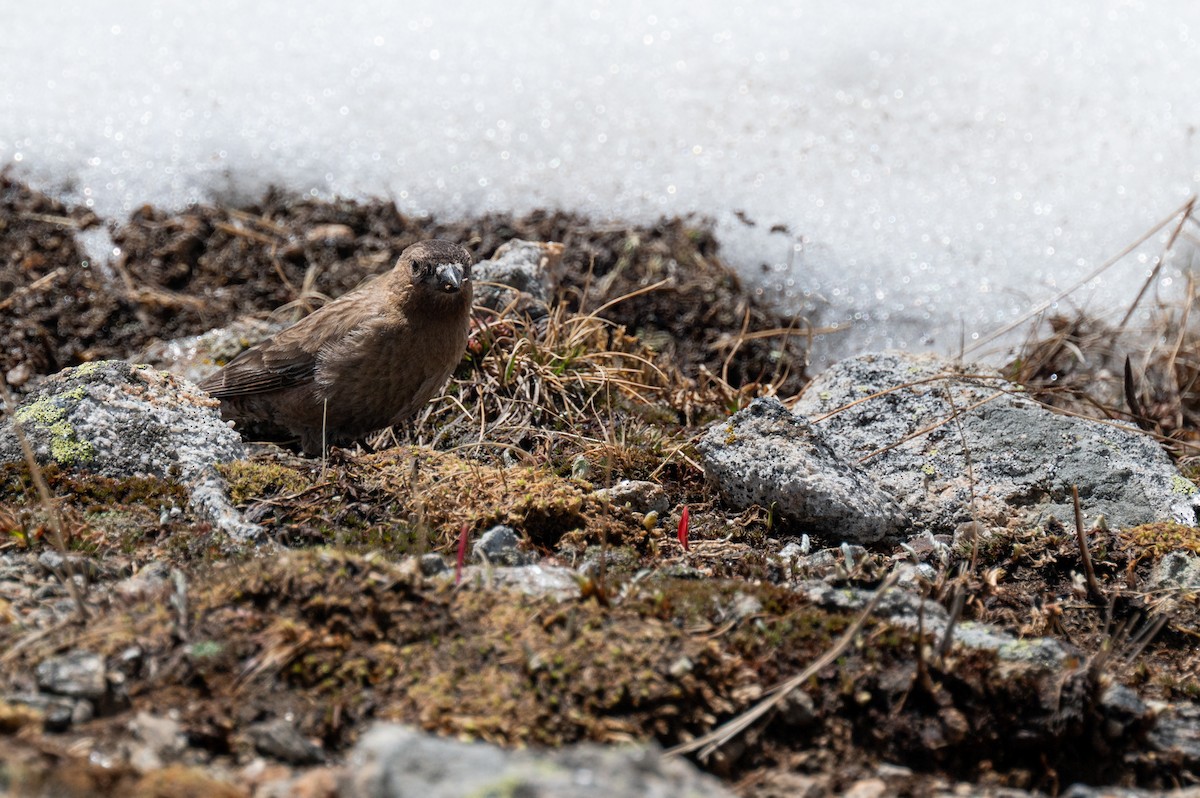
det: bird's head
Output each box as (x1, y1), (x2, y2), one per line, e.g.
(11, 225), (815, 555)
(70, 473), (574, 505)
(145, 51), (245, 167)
(401, 239), (473, 300)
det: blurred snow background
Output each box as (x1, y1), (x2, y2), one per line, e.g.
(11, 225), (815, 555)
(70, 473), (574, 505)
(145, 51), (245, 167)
(3, 1), (1199, 363)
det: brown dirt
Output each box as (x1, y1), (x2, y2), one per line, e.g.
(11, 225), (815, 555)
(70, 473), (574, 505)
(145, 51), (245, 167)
(1, 176), (805, 401)
(0, 538), (1182, 796)
(0, 174), (118, 381)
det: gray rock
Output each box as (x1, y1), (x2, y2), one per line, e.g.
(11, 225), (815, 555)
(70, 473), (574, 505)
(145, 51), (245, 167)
(949, 621), (1073, 668)
(0, 361), (260, 540)
(1099, 684), (1150, 740)
(418, 553), (448, 576)
(8, 693), (76, 733)
(189, 466), (265, 541)
(35, 651), (108, 701)
(0, 361), (243, 479)
(1061, 785), (1200, 798)
(778, 536), (812, 560)
(841, 543), (868, 568)
(138, 317), (285, 386)
(726, 592), (763, 622)
(593, 479), (671, 516)
(793, 351), (1200, 534)
(697, 397), (907, 543)
(892, 561), (938, 589)
(245, 718), (325, 765)
(1148, 552), (1200, 592)
(579, 546), (641, 579)
(843, 779), (887, 798)
(70, 698), (94, 725)
(114, 561), (172, 602)
(473, 524), (535, 566)
(129, 711), (186, 761)
(1148, 703), (1200, 769)
(452, 564), (582, 600)
(777, 689), (816, 727)
(471, 239), (562, 315)
(340, 723), (735, 798)
(36, 550), (101, 580)
(128, 713), (182, 771)
(799, 581), (1072, 669)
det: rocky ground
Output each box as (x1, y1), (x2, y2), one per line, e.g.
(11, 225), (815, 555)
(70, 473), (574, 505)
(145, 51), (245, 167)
(2, 172), (1200, 797)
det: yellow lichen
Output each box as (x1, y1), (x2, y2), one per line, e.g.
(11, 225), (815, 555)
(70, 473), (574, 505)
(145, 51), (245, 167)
(13, 391), (94, 465)
(1171, 475), (1198, 496)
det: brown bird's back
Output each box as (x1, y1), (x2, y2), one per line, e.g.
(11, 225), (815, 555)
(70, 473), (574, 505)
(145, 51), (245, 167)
(199, 239), (473, 455)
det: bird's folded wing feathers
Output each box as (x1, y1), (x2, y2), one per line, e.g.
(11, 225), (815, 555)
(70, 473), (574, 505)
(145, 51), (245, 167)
(199, 288), (383, 398)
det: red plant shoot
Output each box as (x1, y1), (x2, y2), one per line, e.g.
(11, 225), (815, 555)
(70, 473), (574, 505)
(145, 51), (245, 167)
(455, 523), (470, 585)
(677, 505), (690, 551)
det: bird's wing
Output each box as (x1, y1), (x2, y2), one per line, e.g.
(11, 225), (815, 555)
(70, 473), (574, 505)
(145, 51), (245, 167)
(200, 287), (385, 399)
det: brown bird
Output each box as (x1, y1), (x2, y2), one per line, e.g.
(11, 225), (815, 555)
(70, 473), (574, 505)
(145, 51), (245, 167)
(199, 239), (473, 455)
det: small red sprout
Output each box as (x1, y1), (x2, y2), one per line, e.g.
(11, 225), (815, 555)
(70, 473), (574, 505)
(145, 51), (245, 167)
(677, 505), (690, 551)
(455, 523), (470, 585)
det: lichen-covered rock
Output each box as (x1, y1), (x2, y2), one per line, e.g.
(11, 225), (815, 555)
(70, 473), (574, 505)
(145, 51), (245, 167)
(451, 564), (582, 600)
(697, 397), (907, 543)
(472, 524), (536, 566)
(341, 724), (735, 798)
(0, 361), (243, 478)
(35, 651), (108, 702)
(138, 317), (285, 385)
(244, 718), (325, 765)
(0, 361), (259, 540)
(1148, 552), (1200, 592)
(592, 479), (670, 515)
(793, 351), (1200, 534)
(471, 239), (562, 314)
(800, 580), (1073, 669)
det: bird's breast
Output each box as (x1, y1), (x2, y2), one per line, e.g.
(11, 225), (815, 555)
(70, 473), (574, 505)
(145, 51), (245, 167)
(314, 312), (467, 433)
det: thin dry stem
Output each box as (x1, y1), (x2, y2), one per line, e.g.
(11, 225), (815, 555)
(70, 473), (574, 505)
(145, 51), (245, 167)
(0, 378), (90, 622)
(1072, 485), (1105, 603)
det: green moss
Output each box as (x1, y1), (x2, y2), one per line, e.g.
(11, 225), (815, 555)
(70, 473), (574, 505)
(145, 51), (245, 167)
(1119, 521), (1200, 560)
(217, 460), (309, 504)
(188, 640), (224, 659)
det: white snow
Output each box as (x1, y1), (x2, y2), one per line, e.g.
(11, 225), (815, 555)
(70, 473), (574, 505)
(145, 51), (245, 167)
(3, 1), (1199, 362)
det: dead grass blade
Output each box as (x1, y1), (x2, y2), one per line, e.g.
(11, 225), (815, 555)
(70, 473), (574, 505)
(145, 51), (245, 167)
(1072, 485), (1105, 603)
(858, 391), (1006, 463)
(967, 197), (1197, 357)
(1115, 196), (1196, 336)
(0, 377), (90, 622)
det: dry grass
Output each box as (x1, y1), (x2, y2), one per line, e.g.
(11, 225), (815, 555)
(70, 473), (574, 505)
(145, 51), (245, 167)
(393, 301), (668, 457)
(1006, 199), (1200, 462)
(378, 282), (779, 483)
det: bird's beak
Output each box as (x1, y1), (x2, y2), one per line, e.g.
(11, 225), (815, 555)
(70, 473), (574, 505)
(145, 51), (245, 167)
(434, 262), (466, 293)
